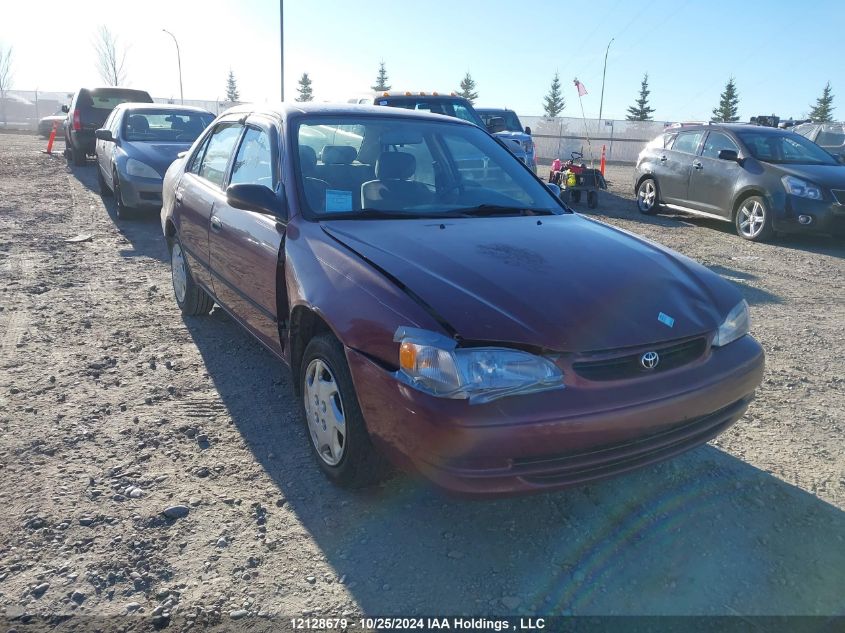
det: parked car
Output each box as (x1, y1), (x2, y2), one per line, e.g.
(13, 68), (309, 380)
(38, 109), (67, 138)
(476, 107), (536, 171)
(94, 103), (213, 218)
(792, 122), (845, 161)
(161, 103), (764, 496)
(63, 87), (153, 165)
(352, 92), (530, 166)
(634, 124), (845, 240)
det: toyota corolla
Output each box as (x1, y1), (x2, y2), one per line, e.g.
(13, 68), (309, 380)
(161, 103), (764, 496)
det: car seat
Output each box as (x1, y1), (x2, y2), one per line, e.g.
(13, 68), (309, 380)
(361, 151), (433, 211)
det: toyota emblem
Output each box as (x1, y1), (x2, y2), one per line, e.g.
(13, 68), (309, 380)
(640, 351), (660, 369)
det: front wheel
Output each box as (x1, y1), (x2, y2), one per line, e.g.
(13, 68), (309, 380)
(97, 165), (112, 196)
(300, 333), (391, 488)
(169, 238), (214, 316)
(112, 171), (133, 219)
(735, 196), (774, 242)
(636, 178), (659, 215)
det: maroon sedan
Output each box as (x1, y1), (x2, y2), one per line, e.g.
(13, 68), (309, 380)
(161, 103), (764, 496)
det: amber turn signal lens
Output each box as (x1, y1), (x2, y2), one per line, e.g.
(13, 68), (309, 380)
(399, 342), (417, 370)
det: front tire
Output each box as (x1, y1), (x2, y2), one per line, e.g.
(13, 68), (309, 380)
(735, 195), (774, 242)
(636, 178), (659, 215)
(113, 171), (134, 219)
(169, 238), (214, 316)
(97, 165), (112, 196)
(300, 333), (390, 488)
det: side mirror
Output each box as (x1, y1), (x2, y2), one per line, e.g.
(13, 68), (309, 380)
(838, 153), (845, 165)
(226, 183), (286, 218)
(718, 149), (739, 161)
(177, 151), (188, 159)
(94, 128), (114, 142)
(524, 126), (532, 135)
(486, 116), (507, 134)
(61, 105), (69, 113)
(546, 183), (561, 197)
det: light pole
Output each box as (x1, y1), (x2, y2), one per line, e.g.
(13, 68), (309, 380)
(598, 38), (614, 122)
(279, 0), (285, 101)
(162, 29), (183, 104)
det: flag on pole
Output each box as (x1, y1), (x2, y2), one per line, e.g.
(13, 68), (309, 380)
(574, 78), (588, 96)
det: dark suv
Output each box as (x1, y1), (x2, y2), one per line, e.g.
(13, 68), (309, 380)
(63, 87), (153, 165)
(634, 124), (845, 241)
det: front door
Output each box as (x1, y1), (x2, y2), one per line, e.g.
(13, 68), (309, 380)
(208, 121), (286, 357)
(658, 130), (704, 204)
(687, 130), (742, 217)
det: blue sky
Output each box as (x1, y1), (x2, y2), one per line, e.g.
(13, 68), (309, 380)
(4, 0), (843, 120)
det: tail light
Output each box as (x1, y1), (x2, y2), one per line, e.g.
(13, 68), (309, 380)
(72, 110), (81, 131)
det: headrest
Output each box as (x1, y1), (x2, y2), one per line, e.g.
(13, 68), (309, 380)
(375, 151), (416, 180)
(128, 115), (149, 132)
(321, 145), (357, 164)
(299, 145), (317, 174)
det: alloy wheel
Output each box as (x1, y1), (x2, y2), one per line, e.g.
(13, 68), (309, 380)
(738, 200), (766, 239)
(303, 358), (346, 466)
(638, 180), (656, 212)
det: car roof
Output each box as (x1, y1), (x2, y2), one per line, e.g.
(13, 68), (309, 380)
(119, 103), (213, 114)
(219, 102), (478, 125)
(676, 123), (789, 135)
(476, 107), (513, 113)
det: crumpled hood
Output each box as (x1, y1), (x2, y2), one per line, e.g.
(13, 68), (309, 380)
(768, 162), (845, 190)
(321, 214), (741, 352)
(123, 141), (194, 178)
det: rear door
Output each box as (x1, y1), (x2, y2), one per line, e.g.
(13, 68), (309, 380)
(687, 130), (742, 217)
(176, 119), (244, 291)
(208, 117), (286, 356)
(657, 130), (704, 203)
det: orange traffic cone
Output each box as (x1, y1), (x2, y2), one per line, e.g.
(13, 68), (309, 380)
(600, 145), (606, 176)
(44, 121), (59, 155)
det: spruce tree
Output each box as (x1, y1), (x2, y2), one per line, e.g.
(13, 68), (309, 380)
(543, 72), (565, 118)
(458, 72), (478, 104)
(371, 62), (391, 92)
(711, 78), (740, 122)
(626, 73), (655, 121)
(225, 70), (240, 102)
(809, 82), (834, 122)
(296, 72), (313, 102)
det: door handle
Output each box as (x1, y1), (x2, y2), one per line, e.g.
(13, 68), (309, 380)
(210, 215), (223, 231)
(659, 155), (668, 163)
(175, 191), (183, 203)
(693, 161), (703, 170)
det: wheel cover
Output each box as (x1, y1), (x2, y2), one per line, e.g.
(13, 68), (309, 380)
(171, 243), (188, 303)
(303, 358), (346, 466)
(638, 181), (656, 211)
(738, 200), (765, 238)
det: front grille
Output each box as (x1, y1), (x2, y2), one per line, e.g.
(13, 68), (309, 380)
(831, 189), (845, 206)
(572, 337), (707, 381)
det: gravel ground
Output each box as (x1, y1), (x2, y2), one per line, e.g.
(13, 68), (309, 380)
(0, 135), (843, 629)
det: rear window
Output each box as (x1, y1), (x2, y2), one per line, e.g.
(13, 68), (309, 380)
(84, 89), (153, 110)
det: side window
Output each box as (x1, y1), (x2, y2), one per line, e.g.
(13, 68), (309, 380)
(187, 132), (212, 175)
(452, 104), (477, 124)
(230, 127), (274, 189)
(701, 131), (739, 159)
(110, 110), (122, 135)
(197, 123), (243, 188)
(671, 131), (704, 154)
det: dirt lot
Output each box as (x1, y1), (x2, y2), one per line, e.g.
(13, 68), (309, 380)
(0, 134), (843, 628)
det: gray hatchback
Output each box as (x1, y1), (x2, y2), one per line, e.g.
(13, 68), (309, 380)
(634, 124), (845, 241)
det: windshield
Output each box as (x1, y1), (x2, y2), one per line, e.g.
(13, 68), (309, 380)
(737, 131), (838, 165)
(295, 116), (562, 219)
(123, 111), (214, 142)
(479, 110), (523, 133)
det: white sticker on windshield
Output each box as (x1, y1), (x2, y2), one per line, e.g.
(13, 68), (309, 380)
(325, 190), (353, 212)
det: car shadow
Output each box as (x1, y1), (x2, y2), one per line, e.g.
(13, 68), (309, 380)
(182, 310), (845, 616)
(65, 158), (168, 263)
(578, 189), (845, 259)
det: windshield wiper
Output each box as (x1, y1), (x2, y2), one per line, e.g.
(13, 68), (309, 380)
(443, 204), (557, 217)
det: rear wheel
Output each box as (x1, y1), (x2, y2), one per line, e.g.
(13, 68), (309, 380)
(637, 178), (659, 215)
(587, 190), (598, 209)
(70, 143), (86, 166)
(570, 190), (581, 204)
(300, 333), (391, 488)
(735, 196), (774, 242)
(169, 238), (214, 316)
